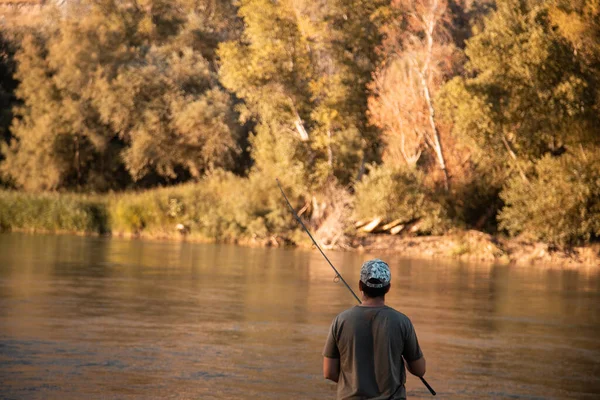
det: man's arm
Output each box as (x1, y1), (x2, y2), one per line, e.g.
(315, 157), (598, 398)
(323, 357), (340, 382)
(406, 356), (426, 377)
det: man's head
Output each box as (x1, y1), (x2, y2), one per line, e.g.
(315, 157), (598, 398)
(359, 258), (391, 298)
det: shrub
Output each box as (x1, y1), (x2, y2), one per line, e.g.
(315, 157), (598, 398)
(108, 183), (210, 237)
(498, 152), (600, 246)
(447, 160), (505, 233)
(354, 165), (451, 235)
(0, 191), (108, 233)
(106, 171), (299, 241)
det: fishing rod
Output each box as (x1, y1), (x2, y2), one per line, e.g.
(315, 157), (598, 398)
(276, 178), (361, 304)
(276, 179), (436, 397)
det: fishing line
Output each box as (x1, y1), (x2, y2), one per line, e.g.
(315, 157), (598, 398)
(276, 178), (436, 397)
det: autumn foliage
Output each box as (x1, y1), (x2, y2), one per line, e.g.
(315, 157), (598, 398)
(0, 0), (598, 246)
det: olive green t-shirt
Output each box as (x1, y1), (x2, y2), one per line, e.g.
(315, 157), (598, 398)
(322, 306), (423, 400)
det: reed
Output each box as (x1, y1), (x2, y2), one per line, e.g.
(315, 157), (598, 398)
(0, 172), (294, 242)
(0, 191), (108, 234)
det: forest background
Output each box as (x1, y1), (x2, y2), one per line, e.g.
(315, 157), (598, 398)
(0, 0), (599, 262)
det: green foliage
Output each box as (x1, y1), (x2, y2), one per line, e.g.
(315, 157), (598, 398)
(1, 0), (243, 191)
(436, 0), (600, 239)
(96, 47), (241, 181)
(499, 151), (600, 245)
(108, 171), (297, 241)
(354, 165), (451, 235)
(0, 191), (108, 233)
(549, 0), (600, 68)
(440, 0), (599, 161)
(0, 172), (299, 241)
(218, 0), (387, 190)
(0, 30), (18, 188)
(5, 37), (115, 188)
(444, 141), (508, 232)
(0, 0), (598, 248)
(0, 30), (17, 147)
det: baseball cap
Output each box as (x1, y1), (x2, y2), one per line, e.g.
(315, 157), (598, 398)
(360, 259), (391, 288)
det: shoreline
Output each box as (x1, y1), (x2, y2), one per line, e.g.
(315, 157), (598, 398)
(4, 228), (598, 269)
(351, 230), (600, 269)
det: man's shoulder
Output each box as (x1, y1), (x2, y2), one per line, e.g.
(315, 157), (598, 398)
(383, 307), (414, 325)
(332, 306), (371, 324)
(335, 306), (361, 320)
(382, 306), (410, 319)
(335, 305), (411, 321)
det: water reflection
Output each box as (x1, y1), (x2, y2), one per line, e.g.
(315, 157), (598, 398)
(0, 233), (599, 399)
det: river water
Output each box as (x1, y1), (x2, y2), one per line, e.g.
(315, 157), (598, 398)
(0, 233), (598, 399)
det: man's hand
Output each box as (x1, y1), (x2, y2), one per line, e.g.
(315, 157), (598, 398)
(406, 356), (426, 377)
(323, 357), (340, 382)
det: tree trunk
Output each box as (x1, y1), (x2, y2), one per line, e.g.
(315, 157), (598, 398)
(420, 72), (449, 191)
(74, 134), (82, 187)
(502, 135), (529, 184)
(326, 129), (333, 167)
(419, 0), (449, 191)
(292, 105), (309, 141)
(356, 152), (366, 182)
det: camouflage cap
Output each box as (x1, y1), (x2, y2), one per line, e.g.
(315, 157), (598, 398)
(360, 259), (391, 288)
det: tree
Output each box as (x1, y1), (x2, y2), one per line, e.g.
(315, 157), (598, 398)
(0, 30), (17, 149)
(311, 0), (390, 182)
(218, 0), (316, 191)
(218, 0), (388, 191)
(369, 60), (424, 167)
(549, 0), (600, 67)
(499, 150), (600, 246)
(549, 0), (600, 131)
(94, 38), (242, 181)
(2, 0), (243, 191)
(369, 0), (459, 190)
(440, 0), (599, 178)
(1, 29), (108, 191)
(0, 30), (18, 187)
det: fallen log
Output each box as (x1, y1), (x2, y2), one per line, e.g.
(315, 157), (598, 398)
(361, 217), (382, 233)
(390, 224), (405, 235)
(354, 219), (370, 229)
(381, 218), (405, 231)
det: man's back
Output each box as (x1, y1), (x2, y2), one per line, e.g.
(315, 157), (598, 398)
(323, 305), (423, 400)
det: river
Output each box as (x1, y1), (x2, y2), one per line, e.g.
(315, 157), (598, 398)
(0, 233), (598, 399)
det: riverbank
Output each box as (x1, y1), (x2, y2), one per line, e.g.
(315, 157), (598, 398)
(1, 189), (598, 268)
(4, 226), (599, 268)
(352, 230), (600, 268)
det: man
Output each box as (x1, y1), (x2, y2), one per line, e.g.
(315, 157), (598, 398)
(322, 259), (426, 399)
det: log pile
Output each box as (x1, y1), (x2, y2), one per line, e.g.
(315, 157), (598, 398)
(355, 217), (418, 235)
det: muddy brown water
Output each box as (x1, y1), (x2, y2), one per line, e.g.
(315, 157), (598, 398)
(0, 233), (599, 399)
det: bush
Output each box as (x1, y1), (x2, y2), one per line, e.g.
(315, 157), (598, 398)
(498, 152), (600, 246)
(0, 170), (299, 241)
(106, 170), (299, 241)
(354, 165), (451, 235)
(447, 159), (505, 233)
(0, 191), (108, 233)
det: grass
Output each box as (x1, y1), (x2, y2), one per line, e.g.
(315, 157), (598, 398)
(0, 191), (108, 234)
(0, 172), (297, 243)
(450, 241), (471, 257)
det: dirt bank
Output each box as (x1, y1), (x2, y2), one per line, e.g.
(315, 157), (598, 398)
(350, 230), (600, 268)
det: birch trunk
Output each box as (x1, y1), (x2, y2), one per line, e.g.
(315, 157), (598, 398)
(292, 105), (309, 141)
(421, 71), (449, 190)
(502, 135), (529, 184)
(420, 0), (449, 190)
